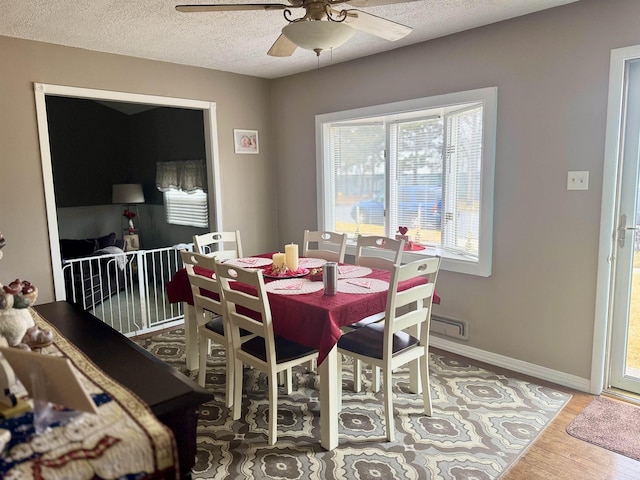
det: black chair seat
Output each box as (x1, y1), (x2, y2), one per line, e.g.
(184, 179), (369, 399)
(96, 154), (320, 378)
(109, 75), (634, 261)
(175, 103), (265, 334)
(203, 316), (251, 337)
(338, 323), (419, 360)
(241, 335), (317, 364)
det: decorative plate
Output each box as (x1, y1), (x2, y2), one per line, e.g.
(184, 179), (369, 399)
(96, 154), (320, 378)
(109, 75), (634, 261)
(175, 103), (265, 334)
(262, 268), (310, 279)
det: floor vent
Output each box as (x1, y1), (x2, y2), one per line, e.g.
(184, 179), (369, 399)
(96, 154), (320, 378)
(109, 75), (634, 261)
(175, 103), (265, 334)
(431, 315), (468, 340)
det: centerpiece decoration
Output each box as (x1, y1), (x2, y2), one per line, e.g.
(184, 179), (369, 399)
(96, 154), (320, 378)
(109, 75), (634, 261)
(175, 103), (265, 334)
(309, 267), (323, 282)
(285, 243), (299, 271)
(123, 209), (136, 234)
(396, 226), (409, 243)
(394, 226), (426, 251)
(267, 244), (309, 278)
(271, 252), (287, 275)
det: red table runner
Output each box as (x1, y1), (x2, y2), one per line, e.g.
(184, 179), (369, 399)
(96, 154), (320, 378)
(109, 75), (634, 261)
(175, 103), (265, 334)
(0, 309), (177, 479)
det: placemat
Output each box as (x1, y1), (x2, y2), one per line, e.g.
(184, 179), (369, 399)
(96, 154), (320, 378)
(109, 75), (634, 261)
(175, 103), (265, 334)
(337, 265), (372, 279)
(265, 279), (324, 295)
(337, 278), (390, 294)
(224, 257), (273, 268)
(298, 258), (326, 269)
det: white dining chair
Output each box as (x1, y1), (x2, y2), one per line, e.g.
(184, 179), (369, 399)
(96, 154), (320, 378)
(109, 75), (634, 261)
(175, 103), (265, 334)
(214, 260), (319, 446)
(337, 256), (441, 442)
(180, 250), (252, 409)
(346, 234), (406, 392)
(354, 234), (405, 271)
(302, 230), (347, 263)
(193, 231), (243, 261)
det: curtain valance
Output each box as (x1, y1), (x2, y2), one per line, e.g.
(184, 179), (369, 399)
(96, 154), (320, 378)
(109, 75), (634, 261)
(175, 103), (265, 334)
(156, 160), (207, 193)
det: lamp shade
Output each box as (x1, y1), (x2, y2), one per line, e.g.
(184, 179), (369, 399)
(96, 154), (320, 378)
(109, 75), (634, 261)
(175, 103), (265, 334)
(112, 184), (145, 204)
(282, 21), (354, 53)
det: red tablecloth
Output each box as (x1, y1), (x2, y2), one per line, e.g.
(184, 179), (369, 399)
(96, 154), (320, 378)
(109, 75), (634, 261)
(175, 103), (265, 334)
(167, 255), (440, 364)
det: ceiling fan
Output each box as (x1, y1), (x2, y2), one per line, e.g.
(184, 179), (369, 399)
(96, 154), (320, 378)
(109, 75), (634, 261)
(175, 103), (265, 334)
(176, 0), (414, 57)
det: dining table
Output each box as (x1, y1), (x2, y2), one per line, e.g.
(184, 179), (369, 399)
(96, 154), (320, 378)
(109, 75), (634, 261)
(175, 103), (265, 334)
(166, 253), (440, 450)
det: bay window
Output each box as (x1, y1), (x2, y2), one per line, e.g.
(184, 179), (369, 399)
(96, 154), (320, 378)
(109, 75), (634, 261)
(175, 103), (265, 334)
(316, 87), (496, 276)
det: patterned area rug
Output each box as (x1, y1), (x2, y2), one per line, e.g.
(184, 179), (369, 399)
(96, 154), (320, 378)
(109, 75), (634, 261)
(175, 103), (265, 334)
(566, 396), (640, 461)
(136, 328), (571, 480)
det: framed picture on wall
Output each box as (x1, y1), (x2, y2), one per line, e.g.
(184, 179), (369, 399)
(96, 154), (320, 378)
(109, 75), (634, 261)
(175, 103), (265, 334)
(233, 129), (259, 154)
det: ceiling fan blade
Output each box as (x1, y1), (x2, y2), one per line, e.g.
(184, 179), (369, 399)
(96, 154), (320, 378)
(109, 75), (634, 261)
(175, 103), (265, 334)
(176, 3), (289, 12)
(343, 9), (412, 41)
(268, 34), (298, 57)
(345, 0), (418, 6)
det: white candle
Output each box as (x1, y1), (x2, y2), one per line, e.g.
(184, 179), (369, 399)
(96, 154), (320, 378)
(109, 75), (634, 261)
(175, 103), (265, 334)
(285, 243), (299, 272)
(272, 252), (286, 269)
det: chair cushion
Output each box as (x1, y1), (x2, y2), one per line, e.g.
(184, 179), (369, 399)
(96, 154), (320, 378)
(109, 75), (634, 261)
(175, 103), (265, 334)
(337, 323), (419, 360)
(96, 232), (117, 249)
(241, 336), (317, 364)
(203, 316), (251, 337)
(203, 316), (225, 335)
(60, 238), (97, 259)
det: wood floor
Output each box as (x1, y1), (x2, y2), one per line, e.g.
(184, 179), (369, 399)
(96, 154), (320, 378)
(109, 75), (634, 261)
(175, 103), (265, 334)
(435, 348), (640, 480)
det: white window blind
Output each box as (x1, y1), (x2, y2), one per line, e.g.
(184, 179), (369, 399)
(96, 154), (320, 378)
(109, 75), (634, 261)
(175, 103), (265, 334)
(443, 105), (483, 257)
(330, 122), (385, 236)
(389, 116), (443, 242)
(164, 189), (208, 228)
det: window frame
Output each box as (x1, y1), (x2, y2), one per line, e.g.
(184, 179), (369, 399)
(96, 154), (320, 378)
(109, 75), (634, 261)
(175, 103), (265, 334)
(315, 87), (497, 277)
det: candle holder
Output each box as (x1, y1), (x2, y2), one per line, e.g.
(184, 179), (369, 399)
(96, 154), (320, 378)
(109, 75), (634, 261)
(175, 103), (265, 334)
(271, 262), (289, 275)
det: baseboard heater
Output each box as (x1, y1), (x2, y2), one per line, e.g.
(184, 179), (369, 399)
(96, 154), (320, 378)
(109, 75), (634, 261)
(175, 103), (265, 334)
(431, 315), (469, 340)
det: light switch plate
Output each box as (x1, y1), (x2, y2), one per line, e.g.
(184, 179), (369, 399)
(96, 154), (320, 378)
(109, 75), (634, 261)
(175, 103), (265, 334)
(567, 171), (589, 190)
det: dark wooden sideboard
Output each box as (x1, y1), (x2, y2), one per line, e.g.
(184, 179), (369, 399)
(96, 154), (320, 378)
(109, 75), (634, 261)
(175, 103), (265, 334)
(34, 301), (214, 479)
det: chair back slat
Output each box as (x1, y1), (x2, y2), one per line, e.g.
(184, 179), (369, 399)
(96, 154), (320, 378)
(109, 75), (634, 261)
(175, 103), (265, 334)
(384, 256), (441, 343)
(180, 250), (223, 321)
(193, 230), (243, 260)
(214, 261), (276, 349)
(355, 235), (405, 271)
(302, 230), (347, 263)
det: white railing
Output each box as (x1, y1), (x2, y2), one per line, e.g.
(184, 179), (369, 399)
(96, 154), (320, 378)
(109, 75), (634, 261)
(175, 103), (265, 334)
(62, 245), (191, 337)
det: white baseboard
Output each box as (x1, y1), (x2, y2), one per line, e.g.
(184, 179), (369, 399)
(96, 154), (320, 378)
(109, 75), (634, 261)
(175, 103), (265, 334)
(430, 335), (591, 393)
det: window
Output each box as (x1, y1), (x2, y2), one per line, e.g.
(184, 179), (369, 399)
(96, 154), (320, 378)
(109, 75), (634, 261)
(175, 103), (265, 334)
(164, 189), (209, 228)
(156, 159), (209, 228)
(316, 87), (496, 276)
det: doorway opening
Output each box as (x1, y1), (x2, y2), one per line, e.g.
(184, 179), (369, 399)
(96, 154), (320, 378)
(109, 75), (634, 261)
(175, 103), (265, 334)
(33, 83), (222, 334)
(595, 45), (640, 398)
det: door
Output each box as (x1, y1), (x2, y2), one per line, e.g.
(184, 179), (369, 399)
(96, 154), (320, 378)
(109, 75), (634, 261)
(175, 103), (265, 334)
(609, 59), (640, 394)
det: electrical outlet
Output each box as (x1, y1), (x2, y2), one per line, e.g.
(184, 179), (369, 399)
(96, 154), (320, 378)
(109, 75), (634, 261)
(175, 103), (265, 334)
(567, 171), (589, 190)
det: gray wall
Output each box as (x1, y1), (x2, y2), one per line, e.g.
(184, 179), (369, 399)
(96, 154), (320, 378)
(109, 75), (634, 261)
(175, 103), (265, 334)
(0, 35), (278, 302)
(270, 0), (636, 381)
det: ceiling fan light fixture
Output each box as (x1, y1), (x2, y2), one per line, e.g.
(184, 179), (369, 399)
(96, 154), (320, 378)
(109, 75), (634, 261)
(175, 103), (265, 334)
(282, 20), (354, 54)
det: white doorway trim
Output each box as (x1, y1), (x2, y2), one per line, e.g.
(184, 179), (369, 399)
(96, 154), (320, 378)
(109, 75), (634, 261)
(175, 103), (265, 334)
(593, 44), (640, 395)
(33, 83), (223, 300)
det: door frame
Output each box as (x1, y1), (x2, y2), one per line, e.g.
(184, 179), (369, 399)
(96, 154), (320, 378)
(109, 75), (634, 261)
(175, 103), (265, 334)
(593, 45), (640, 395)
(33, 83), (223, 300)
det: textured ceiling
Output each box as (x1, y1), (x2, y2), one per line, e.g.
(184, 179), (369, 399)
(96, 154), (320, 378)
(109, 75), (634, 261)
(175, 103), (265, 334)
(0, 0), (579, 79)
